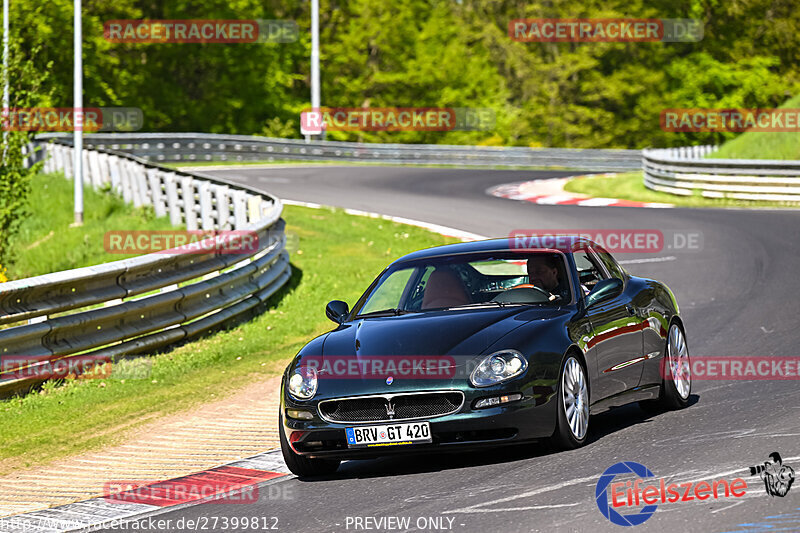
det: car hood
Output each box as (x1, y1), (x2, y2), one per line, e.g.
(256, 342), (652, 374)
(307, 306), (567, 397)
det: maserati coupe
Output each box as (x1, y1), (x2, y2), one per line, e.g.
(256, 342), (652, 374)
(279, 237), (691, 477)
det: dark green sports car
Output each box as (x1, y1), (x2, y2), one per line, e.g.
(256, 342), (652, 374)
(279, 237), (691, 477)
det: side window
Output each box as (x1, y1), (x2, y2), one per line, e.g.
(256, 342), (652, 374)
(594, 247), (626, 280)
(573, 248), (608, 293)
(405, 266), (435, 311)
(359, 268), (415, 314)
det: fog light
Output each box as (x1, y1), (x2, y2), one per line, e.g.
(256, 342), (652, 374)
(286, 409), (314, 420)
(474, 393), (523, 409)
(475, 397), (500, 409)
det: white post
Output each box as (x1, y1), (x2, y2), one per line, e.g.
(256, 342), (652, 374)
(72, 0), (83, 225)
(2, 0), (7, 108)
(2, 0), (9, 152)
(310, 0), (320, 141)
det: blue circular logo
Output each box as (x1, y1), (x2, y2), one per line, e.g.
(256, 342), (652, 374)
(386, 376), (393, 385)
(595, 461), (658, 526)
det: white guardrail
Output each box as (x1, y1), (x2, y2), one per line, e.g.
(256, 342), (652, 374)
(643, 145), (800, 202)
(0, 139), (291, 397)
(36, 132), (643, 171)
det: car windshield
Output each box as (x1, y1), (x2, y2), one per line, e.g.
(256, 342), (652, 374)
(354, 251), (572, 316)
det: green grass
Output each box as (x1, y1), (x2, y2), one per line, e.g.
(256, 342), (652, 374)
(564, 171), (798, 208)
(0, 201), (456, 473)
(708, 94), (800, 160)
(6, 173), (176, 279)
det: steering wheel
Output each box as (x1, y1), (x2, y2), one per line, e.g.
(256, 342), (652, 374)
(508, 283), (552, 298)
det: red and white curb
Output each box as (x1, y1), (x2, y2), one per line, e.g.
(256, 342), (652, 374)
(0, 450), (291, 533)
(488, 175), (674, 209)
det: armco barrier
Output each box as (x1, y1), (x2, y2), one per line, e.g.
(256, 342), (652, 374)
(36, 132), (643, 171)
(643, 146), (800, 202)
(0, 140), (291, 396)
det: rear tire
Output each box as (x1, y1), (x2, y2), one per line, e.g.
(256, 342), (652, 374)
(640, 323), (691, 412)
(551, 355), (589, 450)
(279, 415), (340, 478)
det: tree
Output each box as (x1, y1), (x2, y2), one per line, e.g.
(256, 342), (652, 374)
(0, 41), (51, 267)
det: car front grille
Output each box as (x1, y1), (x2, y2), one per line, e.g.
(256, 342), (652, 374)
(318, 391), (464, 424)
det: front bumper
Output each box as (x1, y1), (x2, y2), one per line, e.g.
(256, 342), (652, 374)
(282, 388), (558, 460)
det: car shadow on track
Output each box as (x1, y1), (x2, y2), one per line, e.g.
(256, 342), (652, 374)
(298, 393), (700, 482)
(587, 393), (700, 440)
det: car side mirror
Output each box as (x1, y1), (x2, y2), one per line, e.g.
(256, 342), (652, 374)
(585, 278), (623, 309)
(325, 300), (349, 324)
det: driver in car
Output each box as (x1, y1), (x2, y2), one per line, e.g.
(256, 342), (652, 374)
(526, 255), (571, 301)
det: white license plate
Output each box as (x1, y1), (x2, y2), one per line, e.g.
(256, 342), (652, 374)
(345, 421), (431, 448)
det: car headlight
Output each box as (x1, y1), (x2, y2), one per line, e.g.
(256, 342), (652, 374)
(287, 366), (318, 400)
(470, 350), (527, 387)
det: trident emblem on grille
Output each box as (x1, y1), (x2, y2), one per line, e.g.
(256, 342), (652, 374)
(385, 400), (396, 419)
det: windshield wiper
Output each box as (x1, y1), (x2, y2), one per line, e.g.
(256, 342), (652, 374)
(356, 308), (418, 318)
(444, 301), (525, 310)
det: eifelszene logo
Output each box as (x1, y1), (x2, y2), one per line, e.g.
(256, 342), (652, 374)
(596, 462), (658, 526)
(595, 461), (748, 526)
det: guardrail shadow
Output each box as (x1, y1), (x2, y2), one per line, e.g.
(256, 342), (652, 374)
(171, 261), (304, 351)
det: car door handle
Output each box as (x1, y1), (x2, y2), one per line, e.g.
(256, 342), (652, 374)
(625, 305), (636, 316)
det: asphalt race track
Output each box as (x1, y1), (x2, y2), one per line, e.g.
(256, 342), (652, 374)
(104, 166), (800, 533)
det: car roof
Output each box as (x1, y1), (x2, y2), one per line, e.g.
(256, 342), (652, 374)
(391, 236), (598, 265)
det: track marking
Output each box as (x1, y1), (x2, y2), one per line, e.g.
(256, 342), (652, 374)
(444, 458), (800, 516)
(443, 474), (600, 514)
(447, 503), (581, 513)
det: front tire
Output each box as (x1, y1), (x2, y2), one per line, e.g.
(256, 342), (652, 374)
(661, 323), (691, 409)
(551, 355), (590, 450)
(640, 323), (691, 412)
(279, 415), (340, 478)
